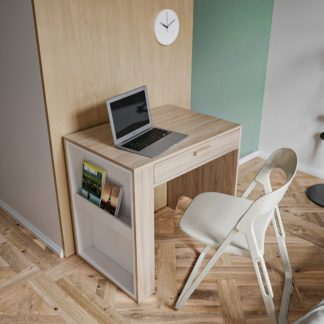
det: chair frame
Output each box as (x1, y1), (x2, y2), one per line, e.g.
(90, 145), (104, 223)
(175, 148), (297, 324)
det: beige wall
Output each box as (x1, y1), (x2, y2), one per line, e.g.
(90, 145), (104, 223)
(33, 0), (193, 255)
(0, 0), (62, 254)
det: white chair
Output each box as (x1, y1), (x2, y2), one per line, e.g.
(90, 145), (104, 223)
(295, 299), (324, 324)
(175, 148), (298, 324)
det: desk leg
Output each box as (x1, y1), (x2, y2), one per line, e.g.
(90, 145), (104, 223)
(133, 165), (155, 302)
(167, 149), (239, 209)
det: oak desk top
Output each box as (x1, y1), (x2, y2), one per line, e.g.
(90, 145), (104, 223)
(64, 105), (241, 171)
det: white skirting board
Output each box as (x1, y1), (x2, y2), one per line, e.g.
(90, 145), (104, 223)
(296, 164), (324, 180)
(0, 199), (64, 258)
(239, 151), (259, 165)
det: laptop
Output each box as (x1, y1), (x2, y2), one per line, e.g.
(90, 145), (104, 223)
(106, 86), (187, 158)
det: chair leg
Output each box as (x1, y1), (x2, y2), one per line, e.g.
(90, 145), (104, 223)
(252, 255), (277, 324)
(241, 180), (257, 199)
(272, 207), (293, 324)
(175, 230), (237, 309)
(176, 245), (211, 305)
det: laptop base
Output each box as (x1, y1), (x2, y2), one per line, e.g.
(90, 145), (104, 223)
(119, 131), (187, 158)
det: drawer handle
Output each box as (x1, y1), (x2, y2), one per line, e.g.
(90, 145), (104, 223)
(192, 145), (211, 156)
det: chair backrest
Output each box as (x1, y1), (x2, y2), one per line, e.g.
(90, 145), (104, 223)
(255, 148), (297, 193)
(237, 148), (298, 257)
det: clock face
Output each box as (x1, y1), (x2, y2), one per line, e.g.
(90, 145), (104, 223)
(154, 9), (179, 46)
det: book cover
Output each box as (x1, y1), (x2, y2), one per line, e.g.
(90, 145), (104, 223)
(100, 181), (124, 217)
(81, 161), (106, 206)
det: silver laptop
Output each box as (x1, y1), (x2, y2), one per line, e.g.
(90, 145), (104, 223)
(106, 86), (187, 158)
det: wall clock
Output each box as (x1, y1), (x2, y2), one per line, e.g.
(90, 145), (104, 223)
(154, 9), (179, 46)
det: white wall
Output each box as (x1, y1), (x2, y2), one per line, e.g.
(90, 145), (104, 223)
(259, 0), (324, 178)
(0, 0), (63, 255)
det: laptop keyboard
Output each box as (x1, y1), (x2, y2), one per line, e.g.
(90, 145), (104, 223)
(122, 128), (171, 151)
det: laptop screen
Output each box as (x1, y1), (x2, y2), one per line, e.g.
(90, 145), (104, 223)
(108, 88), (151, 142)
(106, 86), (153, 145)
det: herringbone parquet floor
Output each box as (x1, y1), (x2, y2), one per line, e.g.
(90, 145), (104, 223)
(0, 158), (324, 323)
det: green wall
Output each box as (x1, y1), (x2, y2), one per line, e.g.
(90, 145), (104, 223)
(191, 0), (274, 157)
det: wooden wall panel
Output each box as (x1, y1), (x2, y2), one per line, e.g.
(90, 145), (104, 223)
(33, 0), (193, 256)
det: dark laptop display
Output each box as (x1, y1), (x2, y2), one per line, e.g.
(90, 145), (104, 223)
(110, 90), (149, 139)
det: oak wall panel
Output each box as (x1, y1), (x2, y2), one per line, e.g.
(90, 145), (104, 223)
(33, 0), (193, 256)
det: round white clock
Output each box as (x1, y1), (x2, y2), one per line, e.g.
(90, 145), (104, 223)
(154, 9), (179, 46)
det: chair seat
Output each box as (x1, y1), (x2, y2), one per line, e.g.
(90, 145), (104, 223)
(180, 192), (253, 253)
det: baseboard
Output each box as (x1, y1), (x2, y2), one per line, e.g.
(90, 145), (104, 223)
(259, 150), (324, 179)
(0, 200), (64, 258)
(293, 163), (324, 179)
(257, 150), (268, 160)
(239, 151), (259, 165)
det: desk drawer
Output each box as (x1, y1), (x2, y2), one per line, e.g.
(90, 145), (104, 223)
(154, 129), (240, 185)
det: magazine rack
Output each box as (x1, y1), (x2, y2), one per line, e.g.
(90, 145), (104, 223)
(64, 141), (136, 297)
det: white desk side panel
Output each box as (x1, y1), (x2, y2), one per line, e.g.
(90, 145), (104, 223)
(64, 141), (136, 296)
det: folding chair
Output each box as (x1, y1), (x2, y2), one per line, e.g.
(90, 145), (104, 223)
(175, 148), (298, 324)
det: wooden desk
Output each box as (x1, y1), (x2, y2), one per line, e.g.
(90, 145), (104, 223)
(64, 105), (241, 302)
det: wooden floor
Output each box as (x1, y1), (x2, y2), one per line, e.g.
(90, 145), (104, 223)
(1, 158), (324, 323)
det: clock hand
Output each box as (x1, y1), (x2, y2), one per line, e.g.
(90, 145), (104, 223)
(167, 19), (175, 27)
(160, 22), (168, 29)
